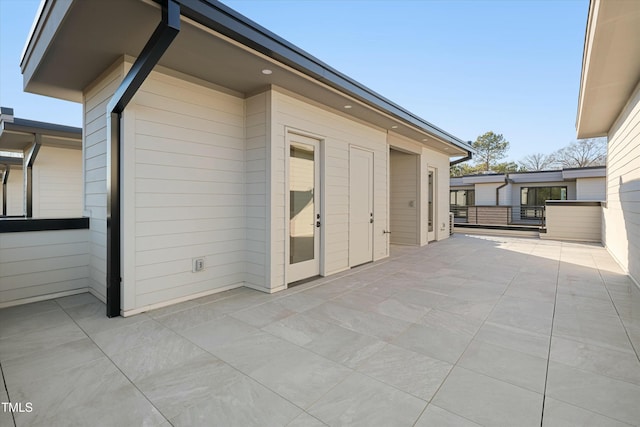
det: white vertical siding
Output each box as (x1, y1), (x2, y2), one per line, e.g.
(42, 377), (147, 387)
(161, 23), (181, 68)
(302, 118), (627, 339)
(389, 149), (418, 245)
(245, 92), (270, 290)
(82, 61), (125, 302)
(0, 229), (89, 305)
(5, 167), (23, 216)
(32, 146), (82, 217)
(271, 89), (388, 283)
(605, 82), (640, 284)
(125, 69), (246, 310)
(576, 177), (606, 200)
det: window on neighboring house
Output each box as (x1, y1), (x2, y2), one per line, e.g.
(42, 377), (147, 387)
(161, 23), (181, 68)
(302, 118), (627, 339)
(450, 189), (475, 218)
(520, 186), (567, 219)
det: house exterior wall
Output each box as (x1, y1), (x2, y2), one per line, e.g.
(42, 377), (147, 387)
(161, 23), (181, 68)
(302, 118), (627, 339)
(270, 89), (389, 282)
(605, 82), (640, 285)
(5, 167), (23, 216)
(0, 229), (89, 306)
(245, 91), (270, 291)
(121, 68), (246, 313)
(82, 61), (125, 302)
(543, 203), (602, 242)
(475, 183), (500, 205)
(576, 177), (606, 200)
(389, 150), (418, 245)
(32, 146), (82, 217)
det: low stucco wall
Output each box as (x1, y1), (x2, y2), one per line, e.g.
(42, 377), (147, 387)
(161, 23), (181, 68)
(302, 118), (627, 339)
(542, 201), (603, 243)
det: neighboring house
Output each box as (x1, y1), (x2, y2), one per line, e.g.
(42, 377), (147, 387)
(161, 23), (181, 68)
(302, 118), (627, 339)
(576, 0), (640, 286)
(19, 0), (472, 316)
(450, 166), (606, 222)
(0, 107), (82, 218)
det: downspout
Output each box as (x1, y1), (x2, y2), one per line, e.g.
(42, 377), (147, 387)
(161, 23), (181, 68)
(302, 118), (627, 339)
(24, 134), (41, 217)
(2, 166), (8, 216)
(495, 174), (512, 206)
(105, 0), (180, 317)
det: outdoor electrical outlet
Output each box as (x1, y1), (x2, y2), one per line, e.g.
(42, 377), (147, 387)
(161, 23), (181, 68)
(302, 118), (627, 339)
(193, 258), (205, 272)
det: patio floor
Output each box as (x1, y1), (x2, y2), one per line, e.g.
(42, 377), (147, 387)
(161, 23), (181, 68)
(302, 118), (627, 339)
(1, 234), (640, 426)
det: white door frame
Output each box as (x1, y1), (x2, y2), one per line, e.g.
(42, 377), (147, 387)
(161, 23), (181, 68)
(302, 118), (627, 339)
(285, 130), (323, 285)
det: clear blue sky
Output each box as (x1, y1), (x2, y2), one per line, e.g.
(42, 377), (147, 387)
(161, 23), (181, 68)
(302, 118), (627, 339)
(0, 0), (588, 162)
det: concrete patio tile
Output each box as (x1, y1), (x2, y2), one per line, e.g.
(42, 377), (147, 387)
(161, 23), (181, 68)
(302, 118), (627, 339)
(91, 319), (180, 358)
(431, 366), (543, 427)
(0, 319), (86, 361)
(307, 301), (412, 341)
(287, 413), (327, 426)
(154, 302), (228, 332)
(487, 296), (554, 335)
(229, 300), (297, 328)
(109, 334), (208, 382)
(64, 301), (150, 335)
(10, 357), (167, 427)
(0, 307), (74, 340)
(135, 353), (240, 420)
(391, 322), (473, 364)
(0, 300), (59, 324)
(273, 292), (326, 313)
(552, 311), (634, 353)
(474, 321), (550, 359)
(419, 308), (484, 336)
(357, 344), (452, 400)
(458, 339), (548, 393)
(181, 315), (260, 352)
(249, 348), (352, 409)
(370, 296), (432, 323)
(54, 292), (101, 309)
(549, 336), (640, 385)
(542, 398), (632, 427)
(555, 293), (618, 316)
(307, 372), (426, 427)
(436, 295), (497, 321)
(146, 300), (200, 319)
(545, 361), (640, 425)
(210, 330), (303, 374)
(414, 405), (481, 427)
(170, 374), (302, 427)
(2, 337), (105, 389)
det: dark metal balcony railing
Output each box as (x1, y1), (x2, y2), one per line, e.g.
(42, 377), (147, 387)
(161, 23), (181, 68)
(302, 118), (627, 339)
(451, 205), (545, 227)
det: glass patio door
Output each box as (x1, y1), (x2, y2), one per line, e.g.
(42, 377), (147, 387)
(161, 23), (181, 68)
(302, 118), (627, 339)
(288, 135), (320, 283)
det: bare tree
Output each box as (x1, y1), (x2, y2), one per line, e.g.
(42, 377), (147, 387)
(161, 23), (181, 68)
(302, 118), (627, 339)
(519, 153), (556, 171)
(554, 138), (606, 168)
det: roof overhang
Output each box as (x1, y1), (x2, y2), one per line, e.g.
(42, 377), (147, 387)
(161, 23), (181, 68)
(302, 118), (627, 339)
(0, 117), (82, 152)
(576, 0), (640, 138)
(21, 0), (472, 157)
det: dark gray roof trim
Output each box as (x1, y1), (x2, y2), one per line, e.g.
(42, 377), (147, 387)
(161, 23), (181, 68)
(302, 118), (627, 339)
(2, 118), (81, 139)
(173, 0), (471, 151)
(0, 157), (23, 166)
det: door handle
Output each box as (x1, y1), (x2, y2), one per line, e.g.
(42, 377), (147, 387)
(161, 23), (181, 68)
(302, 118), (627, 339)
(316, 221), (321, 227)
(370, 218), (374, 223)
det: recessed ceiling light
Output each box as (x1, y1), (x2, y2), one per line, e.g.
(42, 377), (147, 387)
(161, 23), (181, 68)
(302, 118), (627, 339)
(261, 69), (273, 75)
(344, 105), (352, 109)
(444, 147), (450, 150)
(391, 125), (398, 129)
(422, 138), (428, 142)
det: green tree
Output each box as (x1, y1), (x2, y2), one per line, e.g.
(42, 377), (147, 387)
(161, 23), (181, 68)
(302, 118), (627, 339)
(473, 131), (510, 171)
(493, 161), (520, 173)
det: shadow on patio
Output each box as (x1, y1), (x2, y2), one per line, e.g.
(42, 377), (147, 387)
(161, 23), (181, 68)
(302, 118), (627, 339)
(1, 234), (639, 426)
